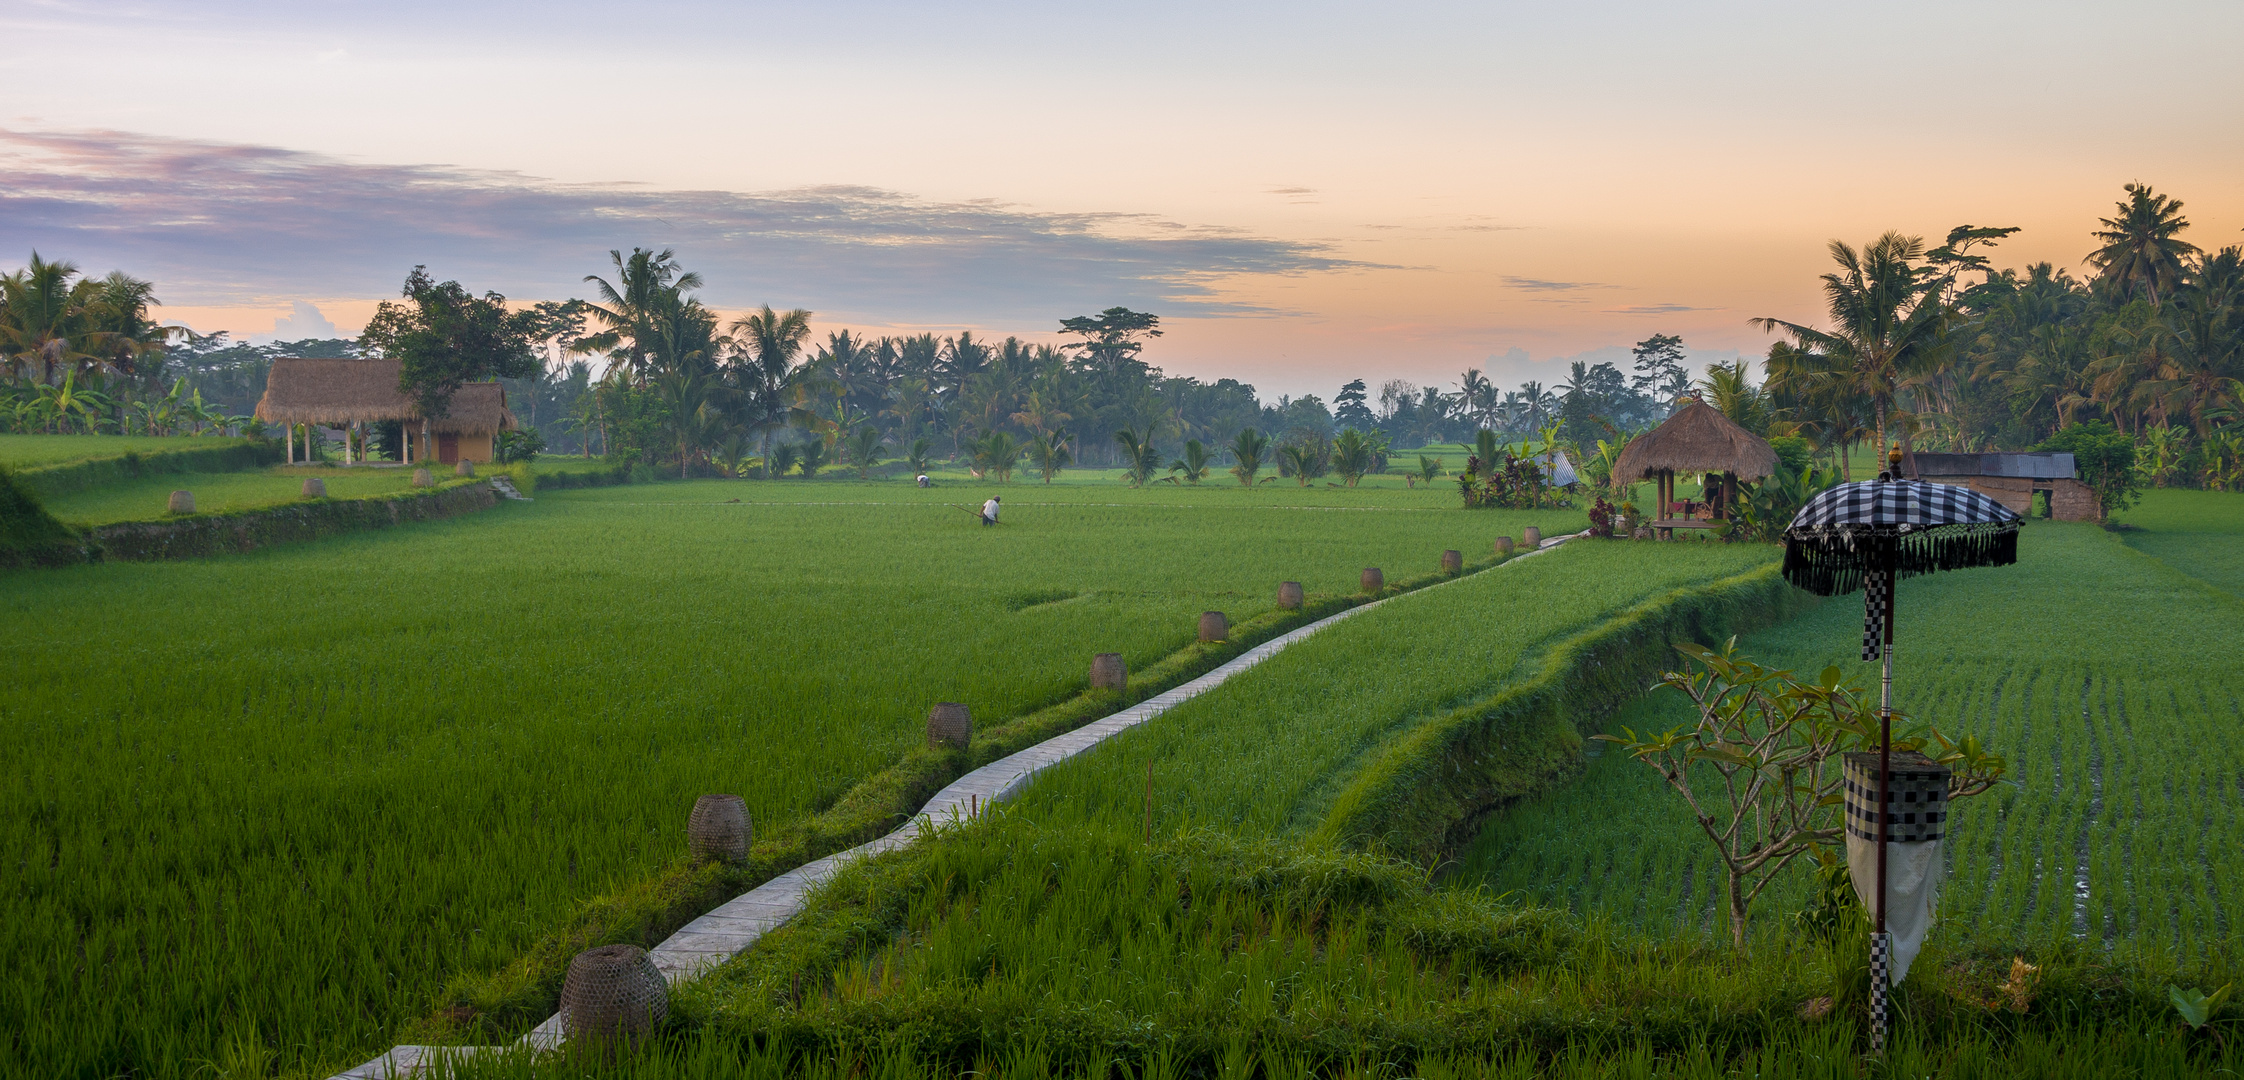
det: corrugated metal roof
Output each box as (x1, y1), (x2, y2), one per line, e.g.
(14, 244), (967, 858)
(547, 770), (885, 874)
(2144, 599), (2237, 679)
(1909, 452), (2076, 480)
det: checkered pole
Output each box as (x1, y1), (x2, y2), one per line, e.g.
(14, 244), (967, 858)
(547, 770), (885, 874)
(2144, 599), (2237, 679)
(1870, 452), (1898, 1055)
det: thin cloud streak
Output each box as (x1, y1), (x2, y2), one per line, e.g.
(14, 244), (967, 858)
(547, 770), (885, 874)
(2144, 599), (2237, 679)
(0, 129), (1376, 322)
(1501, 275), (1613, 292)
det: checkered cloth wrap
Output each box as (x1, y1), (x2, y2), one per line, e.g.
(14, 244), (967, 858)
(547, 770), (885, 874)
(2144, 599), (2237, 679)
(1863, 570), (1888, 660)
(1781, 480), (2022, 597)
(1871, 931), (1891, 1050)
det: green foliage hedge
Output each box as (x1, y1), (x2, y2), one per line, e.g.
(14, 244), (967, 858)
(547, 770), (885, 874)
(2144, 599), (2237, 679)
(0, 466), (85, 569)
(1313, 560), (1819, 861)
(14, 439), (284, 498)
(88, 479), (501, 560)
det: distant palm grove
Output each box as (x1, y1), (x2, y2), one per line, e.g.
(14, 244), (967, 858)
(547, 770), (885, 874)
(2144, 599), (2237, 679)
(3, 182), (2238, 493)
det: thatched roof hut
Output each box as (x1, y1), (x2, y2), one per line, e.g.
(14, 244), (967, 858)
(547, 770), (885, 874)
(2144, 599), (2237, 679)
(254, 357), (518, 435)
(1611, 399), (1779, 531)
(1612, 399), (1778, 484)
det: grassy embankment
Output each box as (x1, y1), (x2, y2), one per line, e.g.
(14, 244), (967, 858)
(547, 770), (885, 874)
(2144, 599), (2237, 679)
(0, 473), (1579, 1078)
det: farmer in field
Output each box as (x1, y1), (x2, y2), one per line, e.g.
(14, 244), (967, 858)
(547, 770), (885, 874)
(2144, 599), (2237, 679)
(916, 474), (931, 487)
(981, 495), (1001, 525)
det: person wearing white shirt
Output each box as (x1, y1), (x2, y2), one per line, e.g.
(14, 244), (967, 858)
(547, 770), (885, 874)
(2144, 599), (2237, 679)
(981, 496), (1001, 525)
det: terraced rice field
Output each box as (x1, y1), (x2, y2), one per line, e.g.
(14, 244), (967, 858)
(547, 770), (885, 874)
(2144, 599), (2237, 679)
(0, 433), (234, 468)
(38, 465), (434, 524)
(1455, 513), (2244, 956)
(0, 474), (1577, 1078)
(1008, 540), (1778, 838)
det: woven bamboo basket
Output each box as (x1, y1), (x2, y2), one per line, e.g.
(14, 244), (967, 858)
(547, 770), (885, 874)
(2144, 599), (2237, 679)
(560, 944), (667, 1051)
(455, 460), (476, 477)
(1276, 581), (1304, 609)
(301, 477), (327, 498)
(1494, 536), (1514, 555)
(1842, 750), (1951, 844)
(167, 490), (195, 514)
(411, 468), (434, 488)
(687, 794), (752, 864)
(1522, 526), (1542, 548)
(1360, 567), (1384, 594)
(1089, 653), (1127, 690)
(1197, 611), (1228, 642)
(927, 703), (972, 748)
(1441, 549), (1462, 574)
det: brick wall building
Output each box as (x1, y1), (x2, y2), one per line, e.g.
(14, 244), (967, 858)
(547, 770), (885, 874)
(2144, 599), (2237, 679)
(1903, 451), (2097, 521)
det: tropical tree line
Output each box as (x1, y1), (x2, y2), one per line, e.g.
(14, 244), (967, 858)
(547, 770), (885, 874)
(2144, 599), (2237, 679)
(1734, 183), (2243, 494)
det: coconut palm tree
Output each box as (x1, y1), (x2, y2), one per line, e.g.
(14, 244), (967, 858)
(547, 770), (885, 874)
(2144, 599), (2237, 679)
(1114, 427), (1162, 486)
(2143, 248), (2244, 437)
(0, 253), (110, 385)
(845, 424), (886, 479)
(970, 430), (1023, 482)
(1028, 426), (1073, 483)
(1278, 443), (1321, 486)
(1330, 428), (1376, 486)
(1166, 439), (1213, 484)
(1228, 427), (1269, 486)
(728, 304), (815, 477)
(656, 369), (727, 478)
(578, 248), (706, 383)
(1459, 368), (1497, 429)
(2087, 183), (2199, 308)
(1753, 232), (1952, 455)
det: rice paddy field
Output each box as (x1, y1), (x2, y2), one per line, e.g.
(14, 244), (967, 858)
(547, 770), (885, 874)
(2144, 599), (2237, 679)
(1456, 494), (2244, 958)
(0, 472), (1581, 1078)
(2115, 486), (2244, 598)
(671, 545), (1786, 1029)
(0, 433), (234, 468)
(654, 532), (2238, 1077)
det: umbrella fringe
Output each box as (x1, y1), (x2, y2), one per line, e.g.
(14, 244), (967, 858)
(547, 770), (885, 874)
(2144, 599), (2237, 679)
(1781, 522), (2019, 597)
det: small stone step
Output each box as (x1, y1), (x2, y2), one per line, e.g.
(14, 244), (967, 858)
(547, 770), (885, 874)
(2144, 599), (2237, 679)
(488, 476), (531, 501)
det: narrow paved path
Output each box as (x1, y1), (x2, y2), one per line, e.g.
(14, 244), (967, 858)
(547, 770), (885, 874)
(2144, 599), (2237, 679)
(335, 533), (1582, 1078)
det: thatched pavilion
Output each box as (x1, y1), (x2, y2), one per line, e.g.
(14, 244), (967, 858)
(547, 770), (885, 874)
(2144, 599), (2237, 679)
(255, 358), (518, 466)
(1610, 398), (1778, 534)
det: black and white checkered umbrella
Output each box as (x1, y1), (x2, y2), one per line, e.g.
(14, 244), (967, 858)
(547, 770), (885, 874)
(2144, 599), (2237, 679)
(1779, 468), (2021, 1053)
(1782, 479), (2022, 598)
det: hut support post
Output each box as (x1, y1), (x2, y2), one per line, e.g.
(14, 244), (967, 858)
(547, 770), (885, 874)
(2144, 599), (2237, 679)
(286, 423), (294, 464)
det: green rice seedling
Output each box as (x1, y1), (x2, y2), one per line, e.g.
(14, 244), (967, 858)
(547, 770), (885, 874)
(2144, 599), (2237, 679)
(0, 433), (233, 468)
(1454, 520), (2244, 960)
(0, 480), (1579, 1076)
(2113, 487), (2244, 597)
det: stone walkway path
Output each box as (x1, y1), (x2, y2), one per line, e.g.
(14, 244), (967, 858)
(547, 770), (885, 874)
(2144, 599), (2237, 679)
(334, 532), (1581, 1078)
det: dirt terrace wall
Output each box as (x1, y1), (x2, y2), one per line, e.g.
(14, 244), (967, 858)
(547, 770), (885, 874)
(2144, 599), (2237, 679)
(89, 481), (500, 561)
(1312, 561), (1817, 864)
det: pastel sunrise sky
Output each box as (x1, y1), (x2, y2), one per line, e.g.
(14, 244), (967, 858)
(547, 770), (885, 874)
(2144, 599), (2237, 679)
(5, 0), (2241, 397)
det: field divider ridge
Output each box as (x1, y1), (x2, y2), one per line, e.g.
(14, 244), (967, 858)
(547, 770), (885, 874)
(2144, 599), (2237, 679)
(331, 530), (1589, 1079)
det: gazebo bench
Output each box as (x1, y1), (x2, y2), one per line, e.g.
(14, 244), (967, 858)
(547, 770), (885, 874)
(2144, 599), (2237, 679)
(1650, 518), (1720, 538)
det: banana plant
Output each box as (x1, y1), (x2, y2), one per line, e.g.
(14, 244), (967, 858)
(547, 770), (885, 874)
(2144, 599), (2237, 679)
(37, 372), (114, 434)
